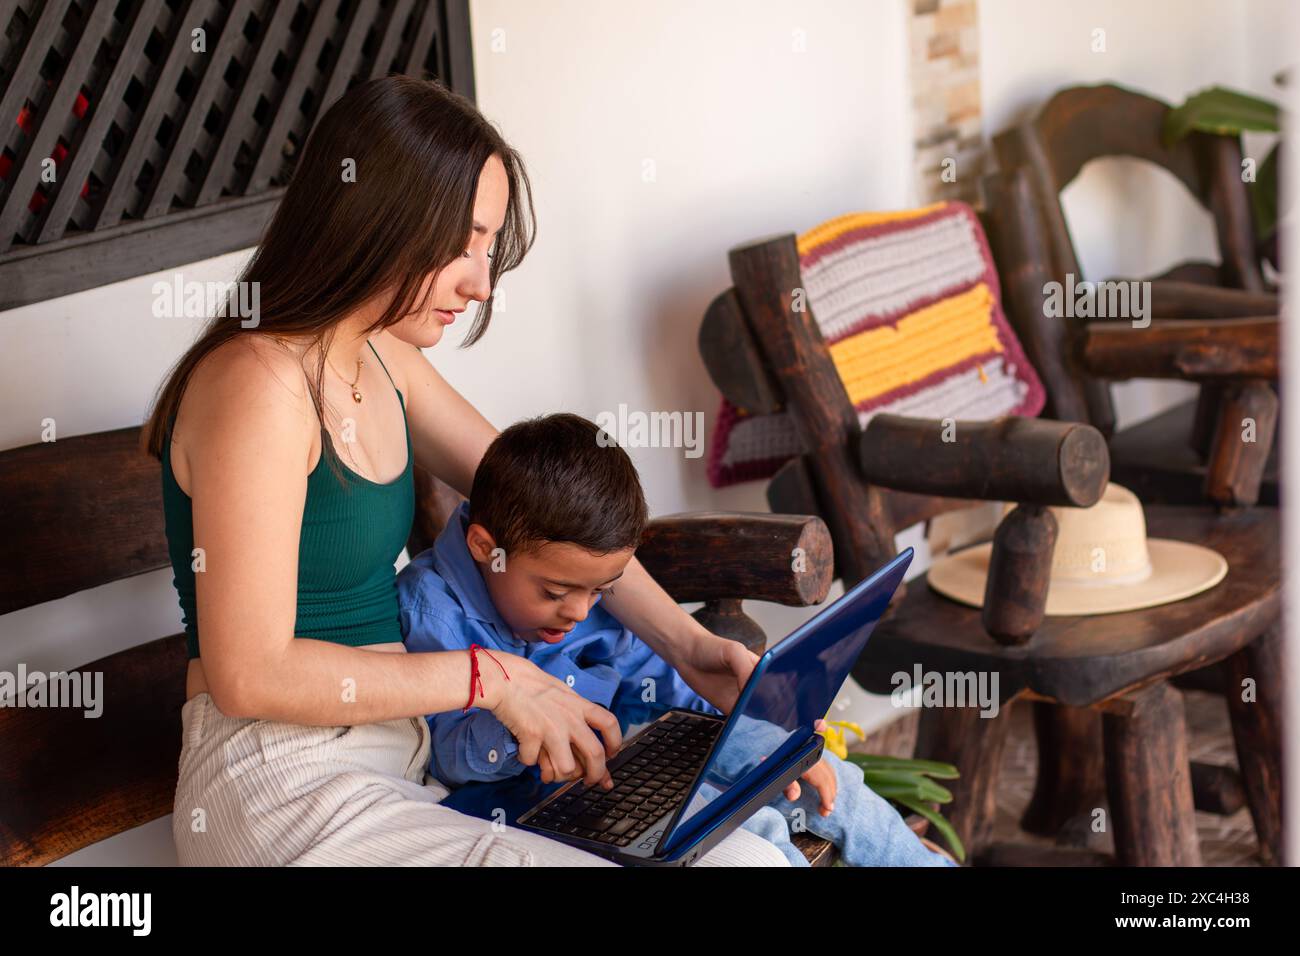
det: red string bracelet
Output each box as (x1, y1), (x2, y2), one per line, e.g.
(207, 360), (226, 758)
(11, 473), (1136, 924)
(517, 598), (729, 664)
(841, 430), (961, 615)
(464, 643), (510, 712)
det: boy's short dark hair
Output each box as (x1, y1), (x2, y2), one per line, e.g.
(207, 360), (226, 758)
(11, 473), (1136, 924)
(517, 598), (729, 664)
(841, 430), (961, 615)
(468, 413), (649, 555)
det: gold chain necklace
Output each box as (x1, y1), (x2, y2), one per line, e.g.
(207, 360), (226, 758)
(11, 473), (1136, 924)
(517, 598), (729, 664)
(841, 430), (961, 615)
(326, 354), (365, 403)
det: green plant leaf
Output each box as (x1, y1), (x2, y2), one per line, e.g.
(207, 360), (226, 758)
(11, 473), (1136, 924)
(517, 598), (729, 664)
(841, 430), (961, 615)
(857, 764), (930, 785)
(1250, 143), (1280, 240)
(1163, 86), (1281, 146)
(869, 776), (954, 804)
(846, 754), (960, 778)
(895, 795), (966, 864)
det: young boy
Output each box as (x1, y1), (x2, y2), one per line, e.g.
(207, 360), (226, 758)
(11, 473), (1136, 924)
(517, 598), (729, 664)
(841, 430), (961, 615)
(396, 413), (955, 867)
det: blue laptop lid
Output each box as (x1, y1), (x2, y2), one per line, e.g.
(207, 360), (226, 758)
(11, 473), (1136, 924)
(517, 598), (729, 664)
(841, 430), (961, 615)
(660, 548), (913, 852)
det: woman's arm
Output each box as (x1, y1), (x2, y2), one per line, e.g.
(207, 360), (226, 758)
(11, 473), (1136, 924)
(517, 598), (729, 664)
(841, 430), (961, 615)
(386, 333), (498, 498)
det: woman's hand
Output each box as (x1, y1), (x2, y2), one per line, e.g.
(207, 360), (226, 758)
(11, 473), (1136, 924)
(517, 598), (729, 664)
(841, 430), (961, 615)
(483, 655), (622, 790)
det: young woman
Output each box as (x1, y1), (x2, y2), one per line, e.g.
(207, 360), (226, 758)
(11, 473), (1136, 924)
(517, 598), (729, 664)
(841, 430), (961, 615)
(143, 76), (791, 866)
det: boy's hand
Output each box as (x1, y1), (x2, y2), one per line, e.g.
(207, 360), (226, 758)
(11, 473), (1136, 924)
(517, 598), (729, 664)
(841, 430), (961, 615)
(781, 719), (831, 805)
(671, 630), (759, 715)
(783, 756), (837, 816)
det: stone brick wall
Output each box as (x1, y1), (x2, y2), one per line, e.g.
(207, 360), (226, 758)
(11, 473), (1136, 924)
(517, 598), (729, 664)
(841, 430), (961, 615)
(909, 0), (983, 203)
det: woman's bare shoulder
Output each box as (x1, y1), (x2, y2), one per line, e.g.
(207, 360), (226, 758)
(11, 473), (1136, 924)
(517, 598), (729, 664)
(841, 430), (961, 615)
(182, 335), (310, 418)
(173, 335), (316, 475)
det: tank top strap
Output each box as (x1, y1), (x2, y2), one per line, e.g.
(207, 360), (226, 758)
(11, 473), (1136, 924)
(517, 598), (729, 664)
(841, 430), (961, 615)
(367, 339), (398, 393)
(302, 367), (326, 431)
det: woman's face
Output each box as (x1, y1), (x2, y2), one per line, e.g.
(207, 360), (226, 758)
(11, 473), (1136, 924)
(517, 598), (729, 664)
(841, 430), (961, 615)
(386, 153), (509, 349)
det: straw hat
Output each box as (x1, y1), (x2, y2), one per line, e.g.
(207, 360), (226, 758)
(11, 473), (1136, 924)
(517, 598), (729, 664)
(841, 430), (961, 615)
(926, 483), (1228, 616)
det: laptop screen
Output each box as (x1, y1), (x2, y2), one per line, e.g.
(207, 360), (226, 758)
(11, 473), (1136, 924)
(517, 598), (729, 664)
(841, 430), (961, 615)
(665, 550), (910, 844)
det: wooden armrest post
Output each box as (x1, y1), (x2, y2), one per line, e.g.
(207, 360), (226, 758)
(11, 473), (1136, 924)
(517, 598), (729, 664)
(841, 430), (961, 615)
(728, 236), (895, 587)
(1205, 380), (1278, 508)
(692, 599), (768, 654)
(983, 504), (1058, 645)
(637, 512), (833, 654)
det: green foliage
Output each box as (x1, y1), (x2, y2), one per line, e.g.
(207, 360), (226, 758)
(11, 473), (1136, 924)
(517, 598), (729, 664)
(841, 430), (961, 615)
(846, 753), (966, 863)
(1163, 85), (1282, 239)
(1162, 86), (1280, 143)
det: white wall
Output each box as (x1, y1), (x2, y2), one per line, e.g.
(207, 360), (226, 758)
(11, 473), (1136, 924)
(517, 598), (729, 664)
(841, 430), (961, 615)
(2, 0), (1291, 863)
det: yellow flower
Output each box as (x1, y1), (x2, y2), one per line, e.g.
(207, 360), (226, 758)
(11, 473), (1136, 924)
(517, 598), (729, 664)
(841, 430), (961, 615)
(818, 719), (865, 759)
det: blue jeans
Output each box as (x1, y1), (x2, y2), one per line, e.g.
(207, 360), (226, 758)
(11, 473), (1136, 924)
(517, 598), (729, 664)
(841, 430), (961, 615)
(738, 750), (957, 866)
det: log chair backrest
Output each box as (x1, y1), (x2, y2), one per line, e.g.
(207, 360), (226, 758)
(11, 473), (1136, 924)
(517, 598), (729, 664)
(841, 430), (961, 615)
(992, 83), (1263, 293)
(704, 230), (1018, 590)
(988, 84), (1266, 441)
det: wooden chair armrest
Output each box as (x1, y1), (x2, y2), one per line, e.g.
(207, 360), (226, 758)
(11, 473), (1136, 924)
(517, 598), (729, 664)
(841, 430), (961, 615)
(1078, 318), (1279, 381)
(636, 511), (833, 607)
(858, 415), (1110, 645)
(857, 414), (1110, 508)
(1144, 281), (1279, 320)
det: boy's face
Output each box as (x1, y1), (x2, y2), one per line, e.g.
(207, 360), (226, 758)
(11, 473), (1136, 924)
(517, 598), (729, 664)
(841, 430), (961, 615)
(465, 523), (633, 643)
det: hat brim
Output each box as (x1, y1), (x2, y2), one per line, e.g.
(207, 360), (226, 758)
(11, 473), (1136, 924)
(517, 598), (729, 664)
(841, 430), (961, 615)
(926, 538), (1228, 616)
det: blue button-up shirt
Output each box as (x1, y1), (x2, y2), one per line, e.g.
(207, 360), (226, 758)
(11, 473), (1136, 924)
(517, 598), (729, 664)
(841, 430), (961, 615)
(397, 501), (720, 787)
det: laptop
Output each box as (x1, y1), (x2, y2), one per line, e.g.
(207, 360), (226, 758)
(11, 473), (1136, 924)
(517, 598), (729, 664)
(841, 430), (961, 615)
(439, 547), (914, 866)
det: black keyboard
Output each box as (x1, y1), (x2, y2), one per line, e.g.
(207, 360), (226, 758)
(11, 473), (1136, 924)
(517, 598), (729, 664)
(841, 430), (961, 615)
(522, 711), (721, 848)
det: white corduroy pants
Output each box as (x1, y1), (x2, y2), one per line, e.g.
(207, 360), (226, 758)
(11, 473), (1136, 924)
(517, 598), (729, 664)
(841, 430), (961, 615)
(172, 692), (789, 867)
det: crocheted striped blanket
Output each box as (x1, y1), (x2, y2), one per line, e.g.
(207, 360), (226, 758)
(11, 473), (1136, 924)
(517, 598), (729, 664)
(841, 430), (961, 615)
(705, 201), (1046, 488)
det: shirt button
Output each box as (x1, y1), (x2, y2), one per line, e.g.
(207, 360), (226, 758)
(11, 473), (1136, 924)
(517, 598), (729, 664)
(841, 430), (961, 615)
(487, 748), (498, 764)
(566, 674), (576, 687)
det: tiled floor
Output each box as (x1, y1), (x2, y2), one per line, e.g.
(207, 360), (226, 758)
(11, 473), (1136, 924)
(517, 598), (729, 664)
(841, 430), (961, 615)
(853, 689), (1266, 866)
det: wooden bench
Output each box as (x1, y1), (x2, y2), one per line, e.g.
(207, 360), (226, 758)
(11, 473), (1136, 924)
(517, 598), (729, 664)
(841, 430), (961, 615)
(0, 425), (835, 866)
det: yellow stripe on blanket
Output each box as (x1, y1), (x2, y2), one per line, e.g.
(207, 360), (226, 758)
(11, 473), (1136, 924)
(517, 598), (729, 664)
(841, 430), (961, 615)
(828, 283), (1003, 406)
(796, 202), (948, 257)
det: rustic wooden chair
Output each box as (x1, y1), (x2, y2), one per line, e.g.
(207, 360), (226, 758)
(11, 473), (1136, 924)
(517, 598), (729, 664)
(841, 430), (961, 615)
(699, 225), (1284, 866)
(984, 91), (1286, 858)
(991, 83), (1281, 509)
(0, 426), (834, 866)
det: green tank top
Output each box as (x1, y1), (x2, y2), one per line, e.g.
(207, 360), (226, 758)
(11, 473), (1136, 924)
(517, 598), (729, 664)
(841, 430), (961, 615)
(161, 340), (415, 660)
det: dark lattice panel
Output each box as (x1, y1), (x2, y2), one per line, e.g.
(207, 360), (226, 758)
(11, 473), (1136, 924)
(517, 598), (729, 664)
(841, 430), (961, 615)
(0, 0), (473, 309)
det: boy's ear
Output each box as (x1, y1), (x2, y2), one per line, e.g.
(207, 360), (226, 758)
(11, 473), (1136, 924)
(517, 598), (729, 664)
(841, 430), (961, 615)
(464, 522), (500, 563)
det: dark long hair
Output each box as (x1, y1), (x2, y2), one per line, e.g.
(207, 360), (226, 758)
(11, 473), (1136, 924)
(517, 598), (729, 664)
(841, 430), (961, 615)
(142, 75), (535, 463)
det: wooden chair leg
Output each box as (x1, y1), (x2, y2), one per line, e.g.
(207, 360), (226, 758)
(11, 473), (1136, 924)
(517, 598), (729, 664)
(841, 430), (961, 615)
(1021, 702), (1106, 837)
(1223, 620), (1286, 864)
(913, 697), (1016, 855)
(1189, 383), (1222, 462)
(1103, 681), (1201, 866)
(1205, 380), (1278, 507)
